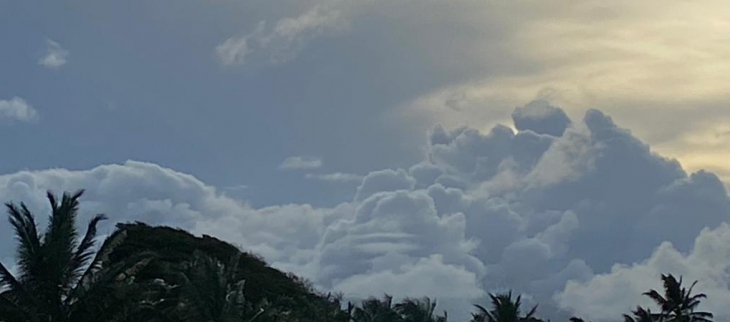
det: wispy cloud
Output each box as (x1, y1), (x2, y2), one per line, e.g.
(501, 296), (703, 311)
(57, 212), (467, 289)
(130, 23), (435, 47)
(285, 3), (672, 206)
(216, 5), (347, 66)
(279, 156), (323, 170)
(223, 184), (249, 191)
(305, 172), (362, 183)
(0, 97), (38, 122)
(38, 39), (69, 69)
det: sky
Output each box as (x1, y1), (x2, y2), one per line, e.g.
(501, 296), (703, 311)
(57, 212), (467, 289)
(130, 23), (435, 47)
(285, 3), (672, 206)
(2, 1), (730, 321)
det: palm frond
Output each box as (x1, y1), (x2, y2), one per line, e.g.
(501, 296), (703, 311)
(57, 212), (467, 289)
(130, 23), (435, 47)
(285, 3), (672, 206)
(472, 304), (490, 322)
(473, 304), (489, 315)
(691, 317), (713, 322)
(46, 191), (57, 213)
(66, 251), (155, 322)
(643, 290), (667, 307)
(661, 275), (682, 306)
(68, 229), (127, 304)
(6, 203), (41, 284)
(69, 214), (107, 282)
(43, 191), (84, 297)
(524, 304), (538, 319)
(0, 262), (24, 298)
(687, 293), (707, 302)
(691, 311), (713, 317)
(395, 297), (445, 322)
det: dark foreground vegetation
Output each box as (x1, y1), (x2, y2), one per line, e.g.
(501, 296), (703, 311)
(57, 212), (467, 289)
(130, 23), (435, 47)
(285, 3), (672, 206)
(0, 191), (716, 322)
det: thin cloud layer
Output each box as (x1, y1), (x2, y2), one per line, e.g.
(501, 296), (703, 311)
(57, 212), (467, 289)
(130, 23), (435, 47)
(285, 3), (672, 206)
(216, 5), (347, 66)
(38, 39), (69, 69)
(305, 172), (363, 183)
(0, 103), (728, 321)
(279, 156), (324, 170)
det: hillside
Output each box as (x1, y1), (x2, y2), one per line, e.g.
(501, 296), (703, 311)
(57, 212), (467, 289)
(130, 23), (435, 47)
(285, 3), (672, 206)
(108, 222), (346, 322)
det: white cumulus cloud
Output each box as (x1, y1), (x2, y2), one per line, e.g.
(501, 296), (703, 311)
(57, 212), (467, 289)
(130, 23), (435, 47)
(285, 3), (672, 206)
(0, 97), (38, 122)
(38, 39), (69, 69)
(1, 102), (729, 321)
(557, 224), (730, 322)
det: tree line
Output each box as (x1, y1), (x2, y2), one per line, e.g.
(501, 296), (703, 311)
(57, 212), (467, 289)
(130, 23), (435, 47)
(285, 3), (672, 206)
(0, 191), (715, 322)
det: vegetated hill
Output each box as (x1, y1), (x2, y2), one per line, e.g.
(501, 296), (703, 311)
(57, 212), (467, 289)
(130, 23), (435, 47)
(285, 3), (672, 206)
(108, 222), (346, 322)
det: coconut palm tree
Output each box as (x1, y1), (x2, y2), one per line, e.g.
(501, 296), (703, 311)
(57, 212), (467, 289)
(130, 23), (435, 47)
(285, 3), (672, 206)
(623, 306), (656, 322)
(472, 292), (538, 322)
(395, 298), (447, 322)
(643, 274), (713, 322)
(352, 295), (402, 322)
(0, 191), (153, 322)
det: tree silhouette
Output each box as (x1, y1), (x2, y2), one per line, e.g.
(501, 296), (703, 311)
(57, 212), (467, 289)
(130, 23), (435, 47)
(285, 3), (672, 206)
(472, 292), (538, 322)
(155, 251), (255, 322)
(643, 274), (712, 322)
(623, 306), (656, 322)
(0, 191), (153, 322)
(352, 295), (401, 322)
(395, 298), (447, 322)
(0, 191), (721, 322)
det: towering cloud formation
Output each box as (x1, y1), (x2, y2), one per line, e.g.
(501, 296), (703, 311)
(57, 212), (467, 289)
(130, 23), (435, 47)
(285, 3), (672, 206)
(557, 223), (730, 321)
(0, 102), (727, 321)
(512, 100), (571, 137)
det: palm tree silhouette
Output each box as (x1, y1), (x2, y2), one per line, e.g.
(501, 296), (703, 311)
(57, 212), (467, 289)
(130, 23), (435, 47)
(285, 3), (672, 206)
(472, 291), (538, 322)
(395, 298), (447, 322)
(623, 306), (656, 322)
(0, 191), (152, 322)
(643, 274), (712, 322)
(352, 295), (401, 322)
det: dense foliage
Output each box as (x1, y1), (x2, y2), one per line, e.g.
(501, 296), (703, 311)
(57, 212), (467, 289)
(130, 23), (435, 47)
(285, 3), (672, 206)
(0, 191), (717, 322)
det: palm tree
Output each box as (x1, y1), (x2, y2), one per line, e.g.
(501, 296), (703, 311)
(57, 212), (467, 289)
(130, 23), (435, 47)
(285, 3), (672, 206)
(472, 292), (538, 322)
(643, 274), (713, 322)
(623, 306), (656, 322)
(0, 191), (153, 322)
(352, 295), (402, 322)
(395, 298), (447, 322)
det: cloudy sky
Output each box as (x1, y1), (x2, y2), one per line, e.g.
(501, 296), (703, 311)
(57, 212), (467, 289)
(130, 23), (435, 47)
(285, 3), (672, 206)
(3, 1), (730, 321)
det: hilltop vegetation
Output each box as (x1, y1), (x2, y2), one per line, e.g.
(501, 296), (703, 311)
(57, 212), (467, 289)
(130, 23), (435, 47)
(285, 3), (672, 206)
(0, 191), (716, 322)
